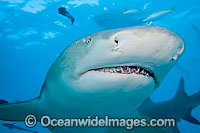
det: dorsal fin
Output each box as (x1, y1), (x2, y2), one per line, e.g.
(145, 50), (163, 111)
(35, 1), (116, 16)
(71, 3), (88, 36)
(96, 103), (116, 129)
(174, 77), (188, 99)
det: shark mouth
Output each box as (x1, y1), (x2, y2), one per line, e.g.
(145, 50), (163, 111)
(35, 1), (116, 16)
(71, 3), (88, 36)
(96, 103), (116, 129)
(85, 66), (155, 80)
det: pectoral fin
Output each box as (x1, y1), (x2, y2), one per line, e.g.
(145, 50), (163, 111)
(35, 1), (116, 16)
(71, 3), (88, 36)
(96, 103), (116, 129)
(0, 97), (44, 122)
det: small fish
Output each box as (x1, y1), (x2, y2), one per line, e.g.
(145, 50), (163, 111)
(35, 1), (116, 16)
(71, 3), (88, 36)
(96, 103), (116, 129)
(58, 7), (75, 25)
(122, 9), (141, 15)
(0, 99), (8, 104)
(143, 5), (176, 22)
(2, 123), (38, 133)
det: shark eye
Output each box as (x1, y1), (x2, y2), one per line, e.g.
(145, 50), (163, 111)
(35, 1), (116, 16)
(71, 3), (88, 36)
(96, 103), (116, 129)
(85, 37), (91, 45)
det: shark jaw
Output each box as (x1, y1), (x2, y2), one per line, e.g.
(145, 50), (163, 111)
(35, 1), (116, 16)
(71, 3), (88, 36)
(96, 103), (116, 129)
(74, 63), (157, 115)
(78, 64), (157, 97)
(81, 65), (155, 81)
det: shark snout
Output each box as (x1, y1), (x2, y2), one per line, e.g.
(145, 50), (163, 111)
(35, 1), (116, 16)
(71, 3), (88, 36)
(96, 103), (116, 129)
(110, 26), (184, 58)
(171, 43), (184, 61)
(109, 26), (185, 85)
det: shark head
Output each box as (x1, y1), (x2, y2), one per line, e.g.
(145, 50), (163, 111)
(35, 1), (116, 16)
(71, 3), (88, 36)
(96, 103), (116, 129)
(43, 26), (184, 115)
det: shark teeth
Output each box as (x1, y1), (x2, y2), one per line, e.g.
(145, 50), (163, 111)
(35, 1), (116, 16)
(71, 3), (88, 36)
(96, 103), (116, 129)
(92, 66), (154, 77)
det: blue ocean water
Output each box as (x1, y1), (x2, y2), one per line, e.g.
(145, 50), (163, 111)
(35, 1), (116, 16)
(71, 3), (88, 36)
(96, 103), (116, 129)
(0, 0), (200, 132)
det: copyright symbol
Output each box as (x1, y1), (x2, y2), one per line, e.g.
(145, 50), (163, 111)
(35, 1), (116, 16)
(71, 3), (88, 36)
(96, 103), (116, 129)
(25, 115), (37, 128)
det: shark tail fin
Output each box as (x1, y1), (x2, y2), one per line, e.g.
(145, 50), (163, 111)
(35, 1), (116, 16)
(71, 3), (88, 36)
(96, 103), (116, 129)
(169, 5), (176, 13)
(0, 97), (43, 122)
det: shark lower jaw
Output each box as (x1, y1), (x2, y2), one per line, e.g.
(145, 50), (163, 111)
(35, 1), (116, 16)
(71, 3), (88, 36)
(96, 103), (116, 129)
(80, 65), (156, 82)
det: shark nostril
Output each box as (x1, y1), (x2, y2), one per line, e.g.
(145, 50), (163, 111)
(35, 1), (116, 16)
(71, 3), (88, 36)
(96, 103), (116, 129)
(171, 57), (176, 61)
(114, 40), (118, 44)
(171, 54), (178, 61)
(114, 37), (119, 45)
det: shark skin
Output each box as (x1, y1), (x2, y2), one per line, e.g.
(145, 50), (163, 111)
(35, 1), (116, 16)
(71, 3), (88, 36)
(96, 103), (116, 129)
(0, 26), (184, 132)
(137, 77), (200, 132)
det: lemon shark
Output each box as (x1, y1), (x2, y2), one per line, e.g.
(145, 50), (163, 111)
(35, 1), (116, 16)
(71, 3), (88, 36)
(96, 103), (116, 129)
(0, 26), (184, 132)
